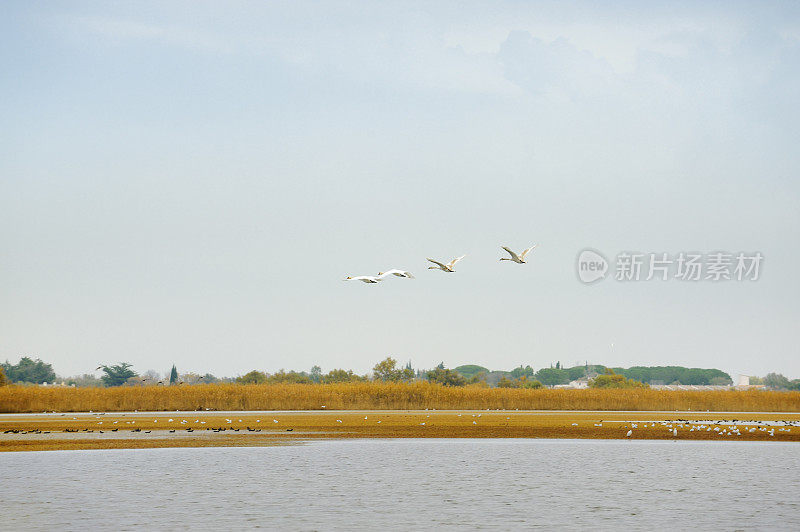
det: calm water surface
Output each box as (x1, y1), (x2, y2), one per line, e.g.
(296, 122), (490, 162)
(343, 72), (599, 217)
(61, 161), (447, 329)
(2, 439), (798, 530)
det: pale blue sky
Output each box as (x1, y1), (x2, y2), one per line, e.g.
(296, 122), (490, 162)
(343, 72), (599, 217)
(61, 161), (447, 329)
(2, 1), (799, 379)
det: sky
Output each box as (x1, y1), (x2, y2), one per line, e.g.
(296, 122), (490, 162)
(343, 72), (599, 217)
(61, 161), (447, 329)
(1, 1), (799, 380)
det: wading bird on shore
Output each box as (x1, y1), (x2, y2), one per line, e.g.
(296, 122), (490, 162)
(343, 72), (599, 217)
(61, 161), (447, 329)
(344, 275), (381, 284)
(377, 269), (415, 279)
(427, 255), (466, 272)
(499, 245), (537, 264)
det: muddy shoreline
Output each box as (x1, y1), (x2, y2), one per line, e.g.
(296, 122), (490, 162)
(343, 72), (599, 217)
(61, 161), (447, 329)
(2, 410), (798, 452)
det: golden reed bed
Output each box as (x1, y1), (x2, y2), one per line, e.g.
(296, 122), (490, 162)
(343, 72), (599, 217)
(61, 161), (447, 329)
(2, 382), (799, 413)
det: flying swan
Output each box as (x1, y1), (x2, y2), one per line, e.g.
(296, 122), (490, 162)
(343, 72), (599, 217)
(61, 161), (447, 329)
(500, 245), (537, 264)
(427, 255), (466, 272)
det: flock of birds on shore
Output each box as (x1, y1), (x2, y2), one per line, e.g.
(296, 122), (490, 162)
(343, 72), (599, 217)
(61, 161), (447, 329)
(344, 245), (538, 283)
(4, 412), (798, 439)
(620, 418), (797, 439)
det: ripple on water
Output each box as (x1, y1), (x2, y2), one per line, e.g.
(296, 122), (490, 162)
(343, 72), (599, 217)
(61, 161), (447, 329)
(0, 439), (798, 531)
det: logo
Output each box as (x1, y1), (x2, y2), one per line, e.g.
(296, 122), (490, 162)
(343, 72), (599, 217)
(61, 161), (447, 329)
(577, 249), (608, 284)
(575, 249), (762, 284)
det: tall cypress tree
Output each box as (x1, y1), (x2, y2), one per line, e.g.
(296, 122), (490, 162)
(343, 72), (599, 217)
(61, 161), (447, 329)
(169, 364), (178, 385)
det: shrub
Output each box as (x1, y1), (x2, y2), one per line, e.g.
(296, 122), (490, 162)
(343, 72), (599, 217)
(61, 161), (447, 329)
(589, 369), (649, 389)
(236, 370), (268, 384)
(426, 367), (466, 386)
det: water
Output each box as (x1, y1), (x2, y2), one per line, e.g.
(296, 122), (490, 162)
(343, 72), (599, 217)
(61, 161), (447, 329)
(1, 439), (798, 530)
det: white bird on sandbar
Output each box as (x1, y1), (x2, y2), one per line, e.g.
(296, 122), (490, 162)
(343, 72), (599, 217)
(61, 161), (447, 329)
(427, 255), (466, 272)
(499, 245), (537, 264)
(344, 275), (381, 284)
(377, 269), (415, 280)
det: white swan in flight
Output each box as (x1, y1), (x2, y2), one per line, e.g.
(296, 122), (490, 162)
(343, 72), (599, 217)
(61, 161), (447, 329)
(427, 255), (466, 272)
(377, 269), (415, 279)
(500, 245), (537, 264)
(344, 275), (381, 284)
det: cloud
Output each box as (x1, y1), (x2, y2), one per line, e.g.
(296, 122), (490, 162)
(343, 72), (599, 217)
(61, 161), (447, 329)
(497, 31), (619, 99)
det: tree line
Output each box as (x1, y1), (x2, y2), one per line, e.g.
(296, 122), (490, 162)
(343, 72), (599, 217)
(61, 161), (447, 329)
(3, 356), (799, 390)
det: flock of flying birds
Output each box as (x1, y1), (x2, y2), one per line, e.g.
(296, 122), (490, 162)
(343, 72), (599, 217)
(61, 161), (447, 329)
(344, 245), (538, 284)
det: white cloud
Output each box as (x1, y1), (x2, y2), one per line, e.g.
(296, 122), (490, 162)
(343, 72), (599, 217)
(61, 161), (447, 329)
(497, 31), (620, 99)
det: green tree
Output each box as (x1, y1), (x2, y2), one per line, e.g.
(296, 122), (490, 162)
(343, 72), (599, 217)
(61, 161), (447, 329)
(426, 366), (466, 386)
(322, 369), (366, 383)
(268, 370), (312, 384)
(169, 365), (178, 385)
(497, 376), (514, 388)
(566, 366), (587, 381)
(1, 357), (57, 384)
(763, 373), (791, 390)
(589, 369), (648, 389)
(310, 365), (323, 383)
(521, 378), (543, 389)
(97, 363), (137, 387)
(454, 365), (490, 380)
(535, 368), (570, 386)
(510, 365), (534, 379)
(468, 371), (488, 385)
(236, 370), (268, 384)
(619, 366), (731, 385)
(373, 357), (414, 382)
(0, 367), (8, 386)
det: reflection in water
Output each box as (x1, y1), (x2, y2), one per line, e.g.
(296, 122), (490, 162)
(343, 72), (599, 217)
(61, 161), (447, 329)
(2, 439), (798, 530)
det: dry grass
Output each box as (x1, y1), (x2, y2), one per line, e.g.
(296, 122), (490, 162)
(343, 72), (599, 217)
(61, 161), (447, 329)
(2, 410), (799, 452)
(1, 382), (799, 413)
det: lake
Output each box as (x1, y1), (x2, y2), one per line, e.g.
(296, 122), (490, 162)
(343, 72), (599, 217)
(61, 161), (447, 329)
(2, 439), (798, 530)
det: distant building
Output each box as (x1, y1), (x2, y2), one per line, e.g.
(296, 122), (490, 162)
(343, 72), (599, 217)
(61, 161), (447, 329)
(569, 378), (589, 389)
(553, 379), (589, 390)
(650, 383), (765, 391)
(737, 375), (750, 386)
(650, 384), (731, 391)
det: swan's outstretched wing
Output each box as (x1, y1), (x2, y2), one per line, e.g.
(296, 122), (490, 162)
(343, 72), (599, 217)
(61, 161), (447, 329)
(520, 245), (538, 260)
(377, 269), (413, 280)
(346, 275), (379, 283)
(501, 246), (520, 261)
(447, 255), (466, 268)
(427, 258), (447, 269)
